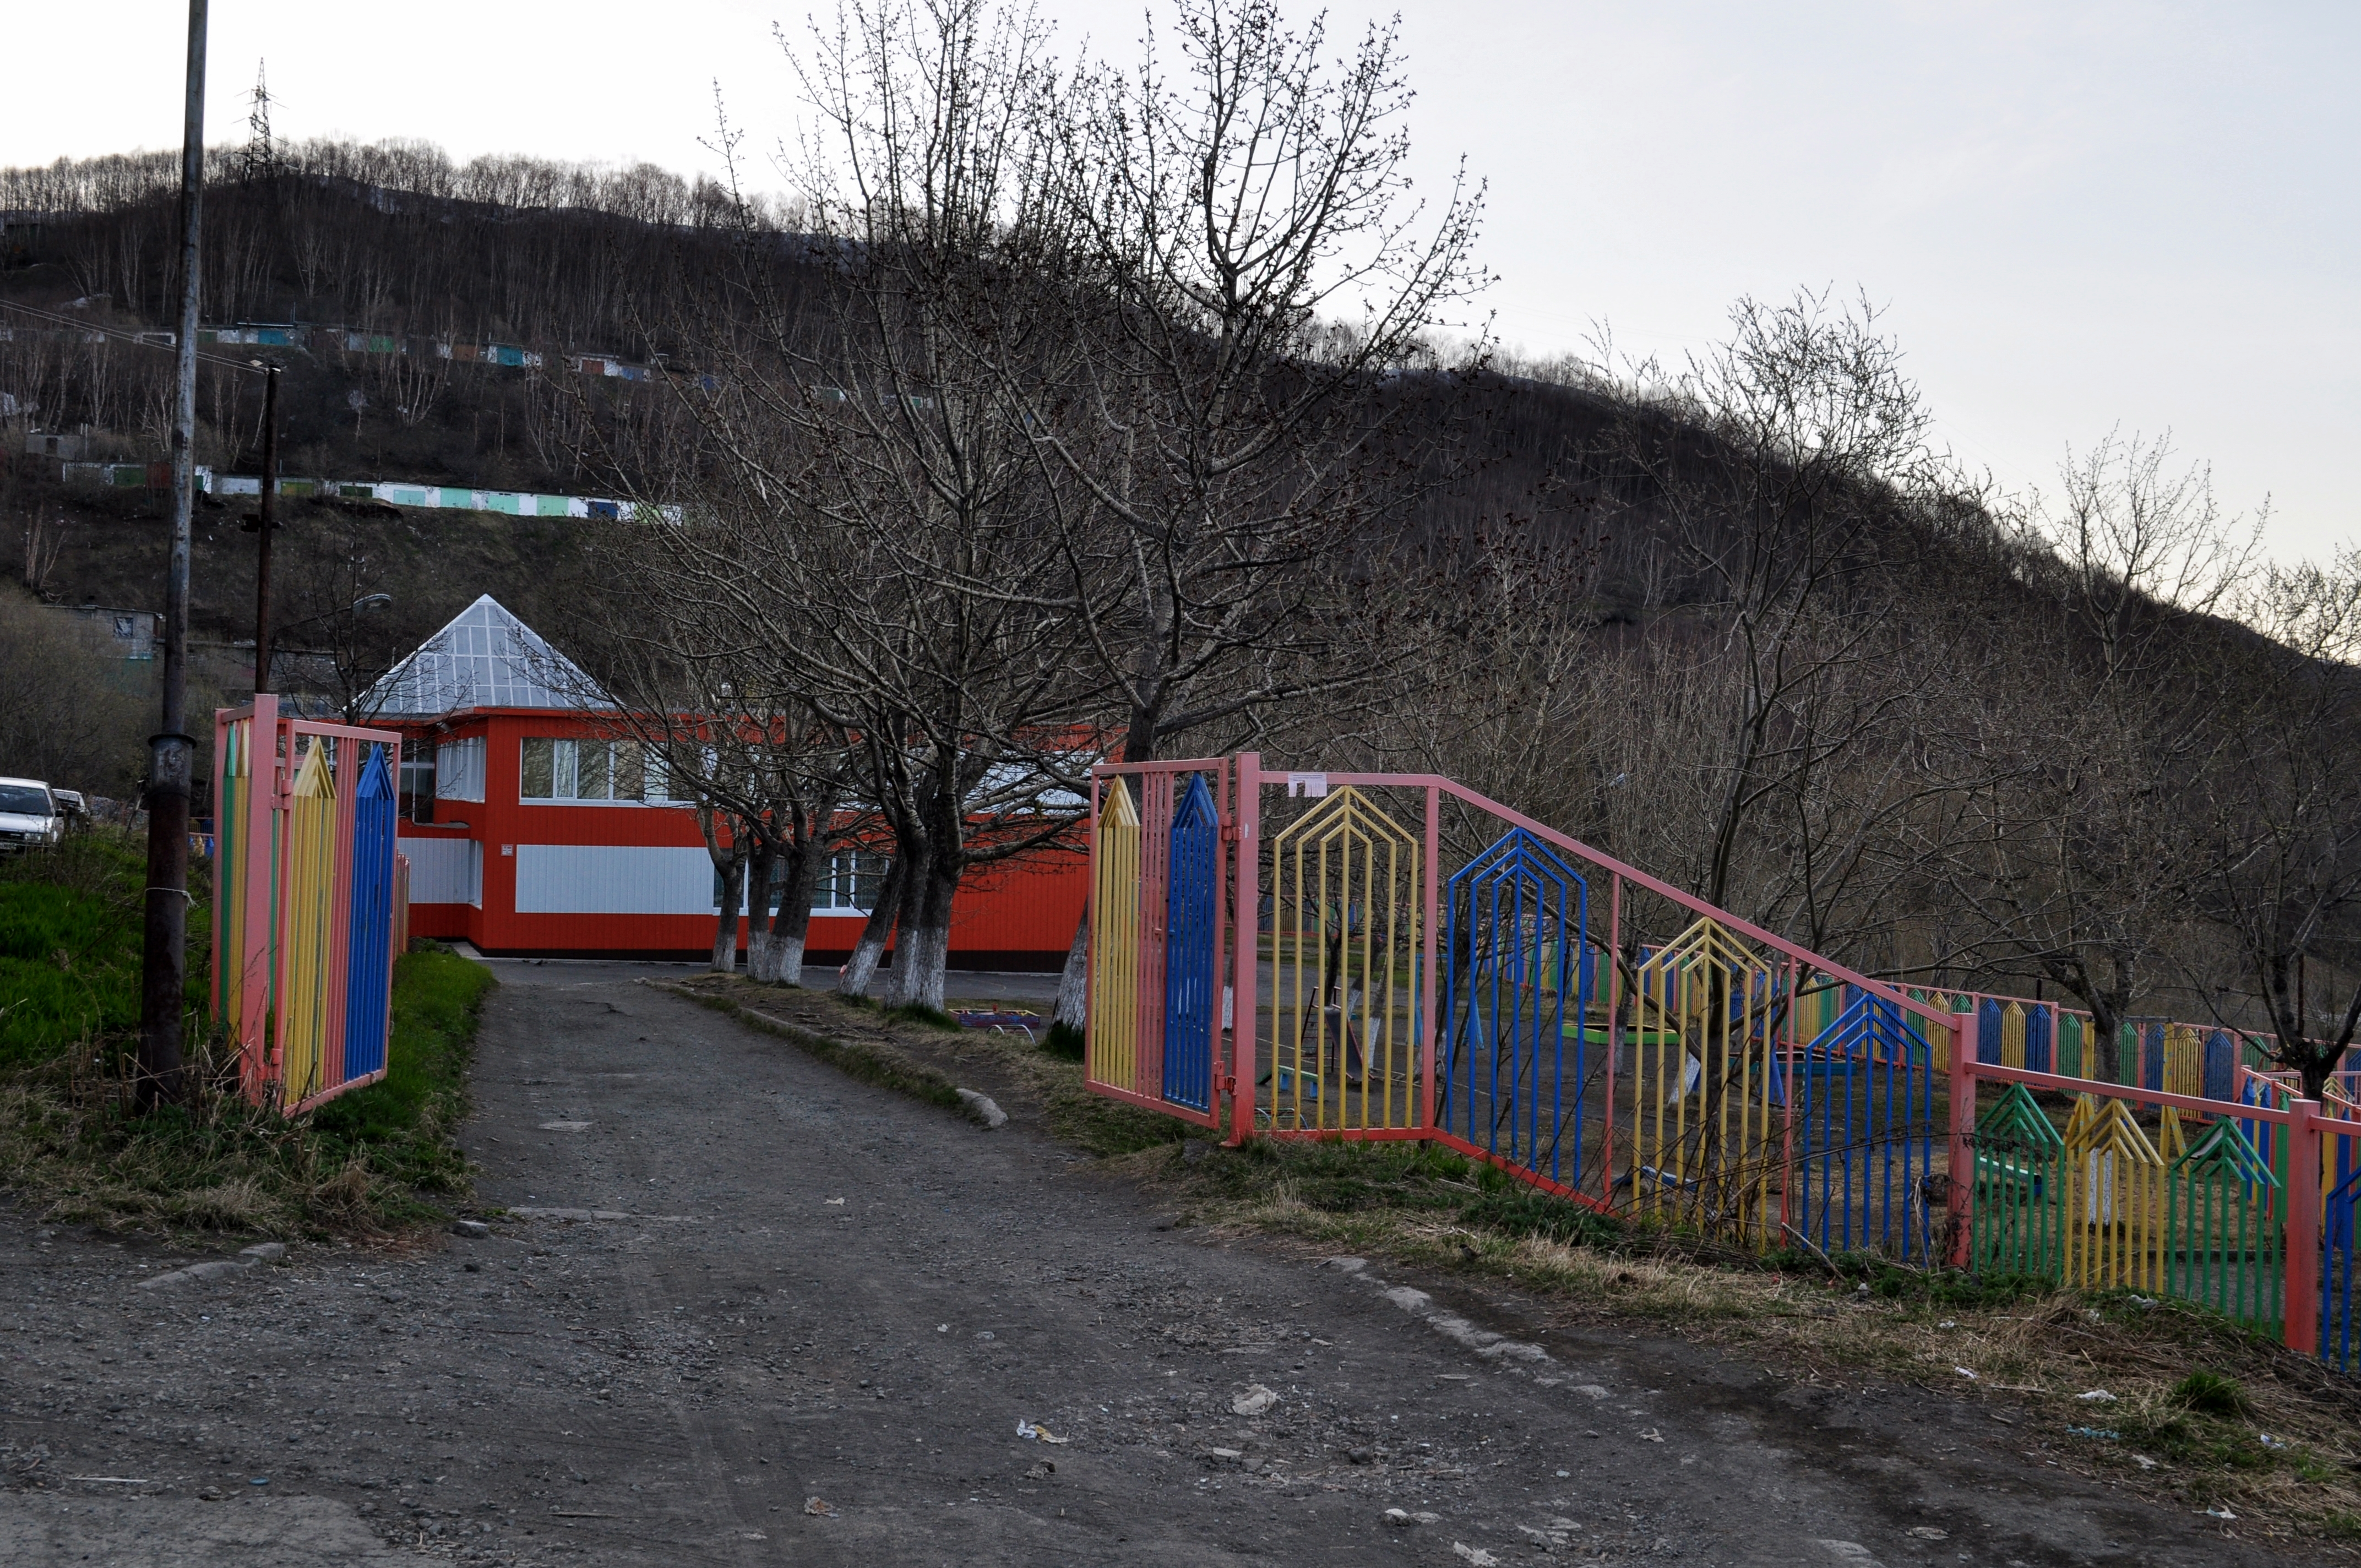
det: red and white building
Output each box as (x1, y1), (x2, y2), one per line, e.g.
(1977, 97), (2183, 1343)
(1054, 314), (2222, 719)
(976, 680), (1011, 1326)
(370, 596), (1084, 965)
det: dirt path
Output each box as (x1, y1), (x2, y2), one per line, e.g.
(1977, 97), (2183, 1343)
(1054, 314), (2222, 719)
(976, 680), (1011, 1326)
(0, 959), (2296, 1566)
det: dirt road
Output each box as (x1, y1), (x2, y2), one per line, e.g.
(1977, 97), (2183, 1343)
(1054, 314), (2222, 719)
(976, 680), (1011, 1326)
(0, 959), (2292, 1565)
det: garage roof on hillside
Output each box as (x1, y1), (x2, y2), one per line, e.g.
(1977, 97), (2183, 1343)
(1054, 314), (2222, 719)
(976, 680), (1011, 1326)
(361, 595), (611, 718)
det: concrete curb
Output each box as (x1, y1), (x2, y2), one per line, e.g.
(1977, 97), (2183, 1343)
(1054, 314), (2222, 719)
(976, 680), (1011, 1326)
(135, 1242), (287, 1290)
(1324, 1255), (1558, 1368)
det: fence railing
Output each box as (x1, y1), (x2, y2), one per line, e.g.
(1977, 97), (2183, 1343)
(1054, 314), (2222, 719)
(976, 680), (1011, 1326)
(1082, 751), (2361, 1372)
(212, 694), (403, 1113)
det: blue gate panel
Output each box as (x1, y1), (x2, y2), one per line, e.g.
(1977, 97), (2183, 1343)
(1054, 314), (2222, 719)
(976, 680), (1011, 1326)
(342, 745), (399, 1082)
(1161, 774), (1220, 1111)
(1438, 827), (1589, 1187)
(1789, 994), (1938, 1263)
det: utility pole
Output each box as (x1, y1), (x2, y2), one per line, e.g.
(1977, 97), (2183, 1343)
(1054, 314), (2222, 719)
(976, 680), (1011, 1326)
(139, 0), (207, 1111)
(250, 360), (280, 694)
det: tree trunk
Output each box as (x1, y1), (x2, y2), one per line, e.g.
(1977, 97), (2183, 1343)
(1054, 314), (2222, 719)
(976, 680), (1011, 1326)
(711, 854), (744, 974)
(766, 843), (829, 988)
(884, 853), (959, 1012)
(836, 854), (904, 999)
(745, 841), (784, 983)
(1052, 905), (1089, 1030)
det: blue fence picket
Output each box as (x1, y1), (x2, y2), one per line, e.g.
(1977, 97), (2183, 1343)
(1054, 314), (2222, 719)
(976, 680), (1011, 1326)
(1160, 774), (1221, 1112)
(1789, 994), (1939, 1262)
(341, 745), (399, 1082)
(1439, 827), (1590, 1187)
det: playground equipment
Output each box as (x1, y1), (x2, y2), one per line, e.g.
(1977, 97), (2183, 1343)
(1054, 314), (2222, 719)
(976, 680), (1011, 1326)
(213, 694), (405, 1112)
(1083, 752), (2361, 1371)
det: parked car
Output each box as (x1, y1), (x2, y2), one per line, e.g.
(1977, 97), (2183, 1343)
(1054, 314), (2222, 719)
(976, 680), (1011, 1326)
(51, 788), (89, 830)
(0, 777), (63, 852)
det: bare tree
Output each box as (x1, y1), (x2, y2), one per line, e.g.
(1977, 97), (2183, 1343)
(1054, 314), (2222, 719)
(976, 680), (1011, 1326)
(2194, 547), (2361, 1098)
(1939, 432), (2261, 1072)
(1014, 0), (1489, 1035)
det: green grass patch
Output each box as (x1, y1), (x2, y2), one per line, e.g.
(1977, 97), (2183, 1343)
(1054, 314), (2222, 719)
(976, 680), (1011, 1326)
(2169, 1368), (2254, 1418)
(0, 831), (206, 1065)
(0, 944), (494, 1238)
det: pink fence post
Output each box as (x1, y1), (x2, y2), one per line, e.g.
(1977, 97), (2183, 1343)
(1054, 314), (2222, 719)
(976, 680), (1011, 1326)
(1228, 752), (1261, 1147)
(1601, 874), (1621, 1204)
(1948, 1008), (1979, 1269)
(1421, 783), (1439, 1134)
(2285, 1097), (2322, 1355)
(243, 695), (280, 1102)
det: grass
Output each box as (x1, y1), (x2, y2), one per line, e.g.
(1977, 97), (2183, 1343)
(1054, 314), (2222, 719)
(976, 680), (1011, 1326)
(0, 831), (204, 1065)
(0, 907), (495, 1239)
(0, 945), (493, 1237)
(0, 830), (496, 1238)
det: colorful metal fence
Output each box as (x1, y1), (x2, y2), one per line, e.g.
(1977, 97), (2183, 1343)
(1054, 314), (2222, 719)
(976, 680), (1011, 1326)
(1082, 751), (2361, 1370)
(211, 694), (404, 1113)
(1085, 754), (1959, 1234)
(1085, 760), (1229, 1128)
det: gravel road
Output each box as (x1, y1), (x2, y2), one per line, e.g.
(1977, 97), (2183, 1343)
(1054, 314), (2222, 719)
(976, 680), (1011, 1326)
(0, 959), (2296, 1566)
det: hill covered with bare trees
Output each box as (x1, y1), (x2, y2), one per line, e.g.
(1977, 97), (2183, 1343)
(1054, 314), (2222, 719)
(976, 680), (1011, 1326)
(3, 0), (2356, 1085)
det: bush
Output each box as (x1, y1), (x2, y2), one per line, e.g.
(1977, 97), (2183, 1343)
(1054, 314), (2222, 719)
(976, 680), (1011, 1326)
(2170, 1369), (2253, 1418)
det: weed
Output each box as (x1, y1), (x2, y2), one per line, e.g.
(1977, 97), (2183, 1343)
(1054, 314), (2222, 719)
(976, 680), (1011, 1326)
(884, 1001), (964, 1032)
(1040, 1020), (1085, 1061)
(2170, 1369), (2253, 1418)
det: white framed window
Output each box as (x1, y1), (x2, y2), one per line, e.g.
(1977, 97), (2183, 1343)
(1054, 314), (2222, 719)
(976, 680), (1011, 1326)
(520, 737), (646, 803)
(817, 850), (888, 914)
(434, 736), (486, 802)
(715, 850), (890, 915)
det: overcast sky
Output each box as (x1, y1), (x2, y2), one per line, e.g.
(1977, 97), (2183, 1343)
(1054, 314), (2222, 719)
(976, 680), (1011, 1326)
(10, 2), (2355, 559)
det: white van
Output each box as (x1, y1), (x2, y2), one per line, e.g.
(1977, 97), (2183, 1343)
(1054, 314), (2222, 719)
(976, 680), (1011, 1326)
(0, 777), (63, 852)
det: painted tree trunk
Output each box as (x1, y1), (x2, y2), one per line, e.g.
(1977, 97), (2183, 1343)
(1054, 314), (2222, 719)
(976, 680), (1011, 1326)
(884, 859), (959, 1012)
(1052, 905), (1088, 1030)
(710, 856), (744, 974)
(836, 854), (904, 999)
(745, 842), (784, 983)
(766, 846), (828, 988)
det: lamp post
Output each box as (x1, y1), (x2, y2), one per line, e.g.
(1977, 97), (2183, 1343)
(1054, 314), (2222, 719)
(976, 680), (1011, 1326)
(248, 357), (281, 694)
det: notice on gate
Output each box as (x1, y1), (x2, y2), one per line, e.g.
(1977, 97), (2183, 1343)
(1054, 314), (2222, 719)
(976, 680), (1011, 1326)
(1286, 772), (1329, 798)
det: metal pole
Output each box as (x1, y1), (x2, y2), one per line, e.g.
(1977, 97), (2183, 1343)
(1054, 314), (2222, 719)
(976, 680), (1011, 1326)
(138, 0), (207, 1110)
(252, 361), (279, 694)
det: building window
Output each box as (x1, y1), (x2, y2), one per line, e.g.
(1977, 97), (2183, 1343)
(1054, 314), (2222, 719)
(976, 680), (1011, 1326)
(521, 737), (645, 803)
(400, 739), (436, 823)
(818, 850), (888, 913)
(713, 850), (891, 915)
(434, 736), (486, 803)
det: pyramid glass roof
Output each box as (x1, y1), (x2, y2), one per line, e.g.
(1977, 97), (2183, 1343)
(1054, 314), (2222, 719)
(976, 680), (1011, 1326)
(361, 595), (611, 718)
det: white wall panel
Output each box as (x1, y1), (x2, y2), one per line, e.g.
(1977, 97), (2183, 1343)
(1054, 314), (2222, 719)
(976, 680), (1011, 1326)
(404, 837), (482, 907)
(515, 844), (714, 916)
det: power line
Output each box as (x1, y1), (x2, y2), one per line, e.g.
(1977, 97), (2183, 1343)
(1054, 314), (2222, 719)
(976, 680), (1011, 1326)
(0, 296), (266, 375)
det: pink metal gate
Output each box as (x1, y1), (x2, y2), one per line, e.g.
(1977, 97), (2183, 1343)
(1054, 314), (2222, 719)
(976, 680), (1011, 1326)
(212, 693), (405, 1113)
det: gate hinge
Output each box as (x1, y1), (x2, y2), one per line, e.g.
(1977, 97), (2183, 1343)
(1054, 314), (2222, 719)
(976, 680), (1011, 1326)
(1221, 822), (1240, 843)
(1220, 1074), (1238, 1094)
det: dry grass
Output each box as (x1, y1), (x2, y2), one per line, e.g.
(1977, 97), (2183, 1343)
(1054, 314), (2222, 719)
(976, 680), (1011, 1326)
(1127, 1137), (2361, 1551)
(0, 947), (493, 1240)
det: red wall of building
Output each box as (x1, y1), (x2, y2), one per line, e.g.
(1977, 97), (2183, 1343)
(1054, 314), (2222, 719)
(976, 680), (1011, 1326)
(396, 710), (1085, 966)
